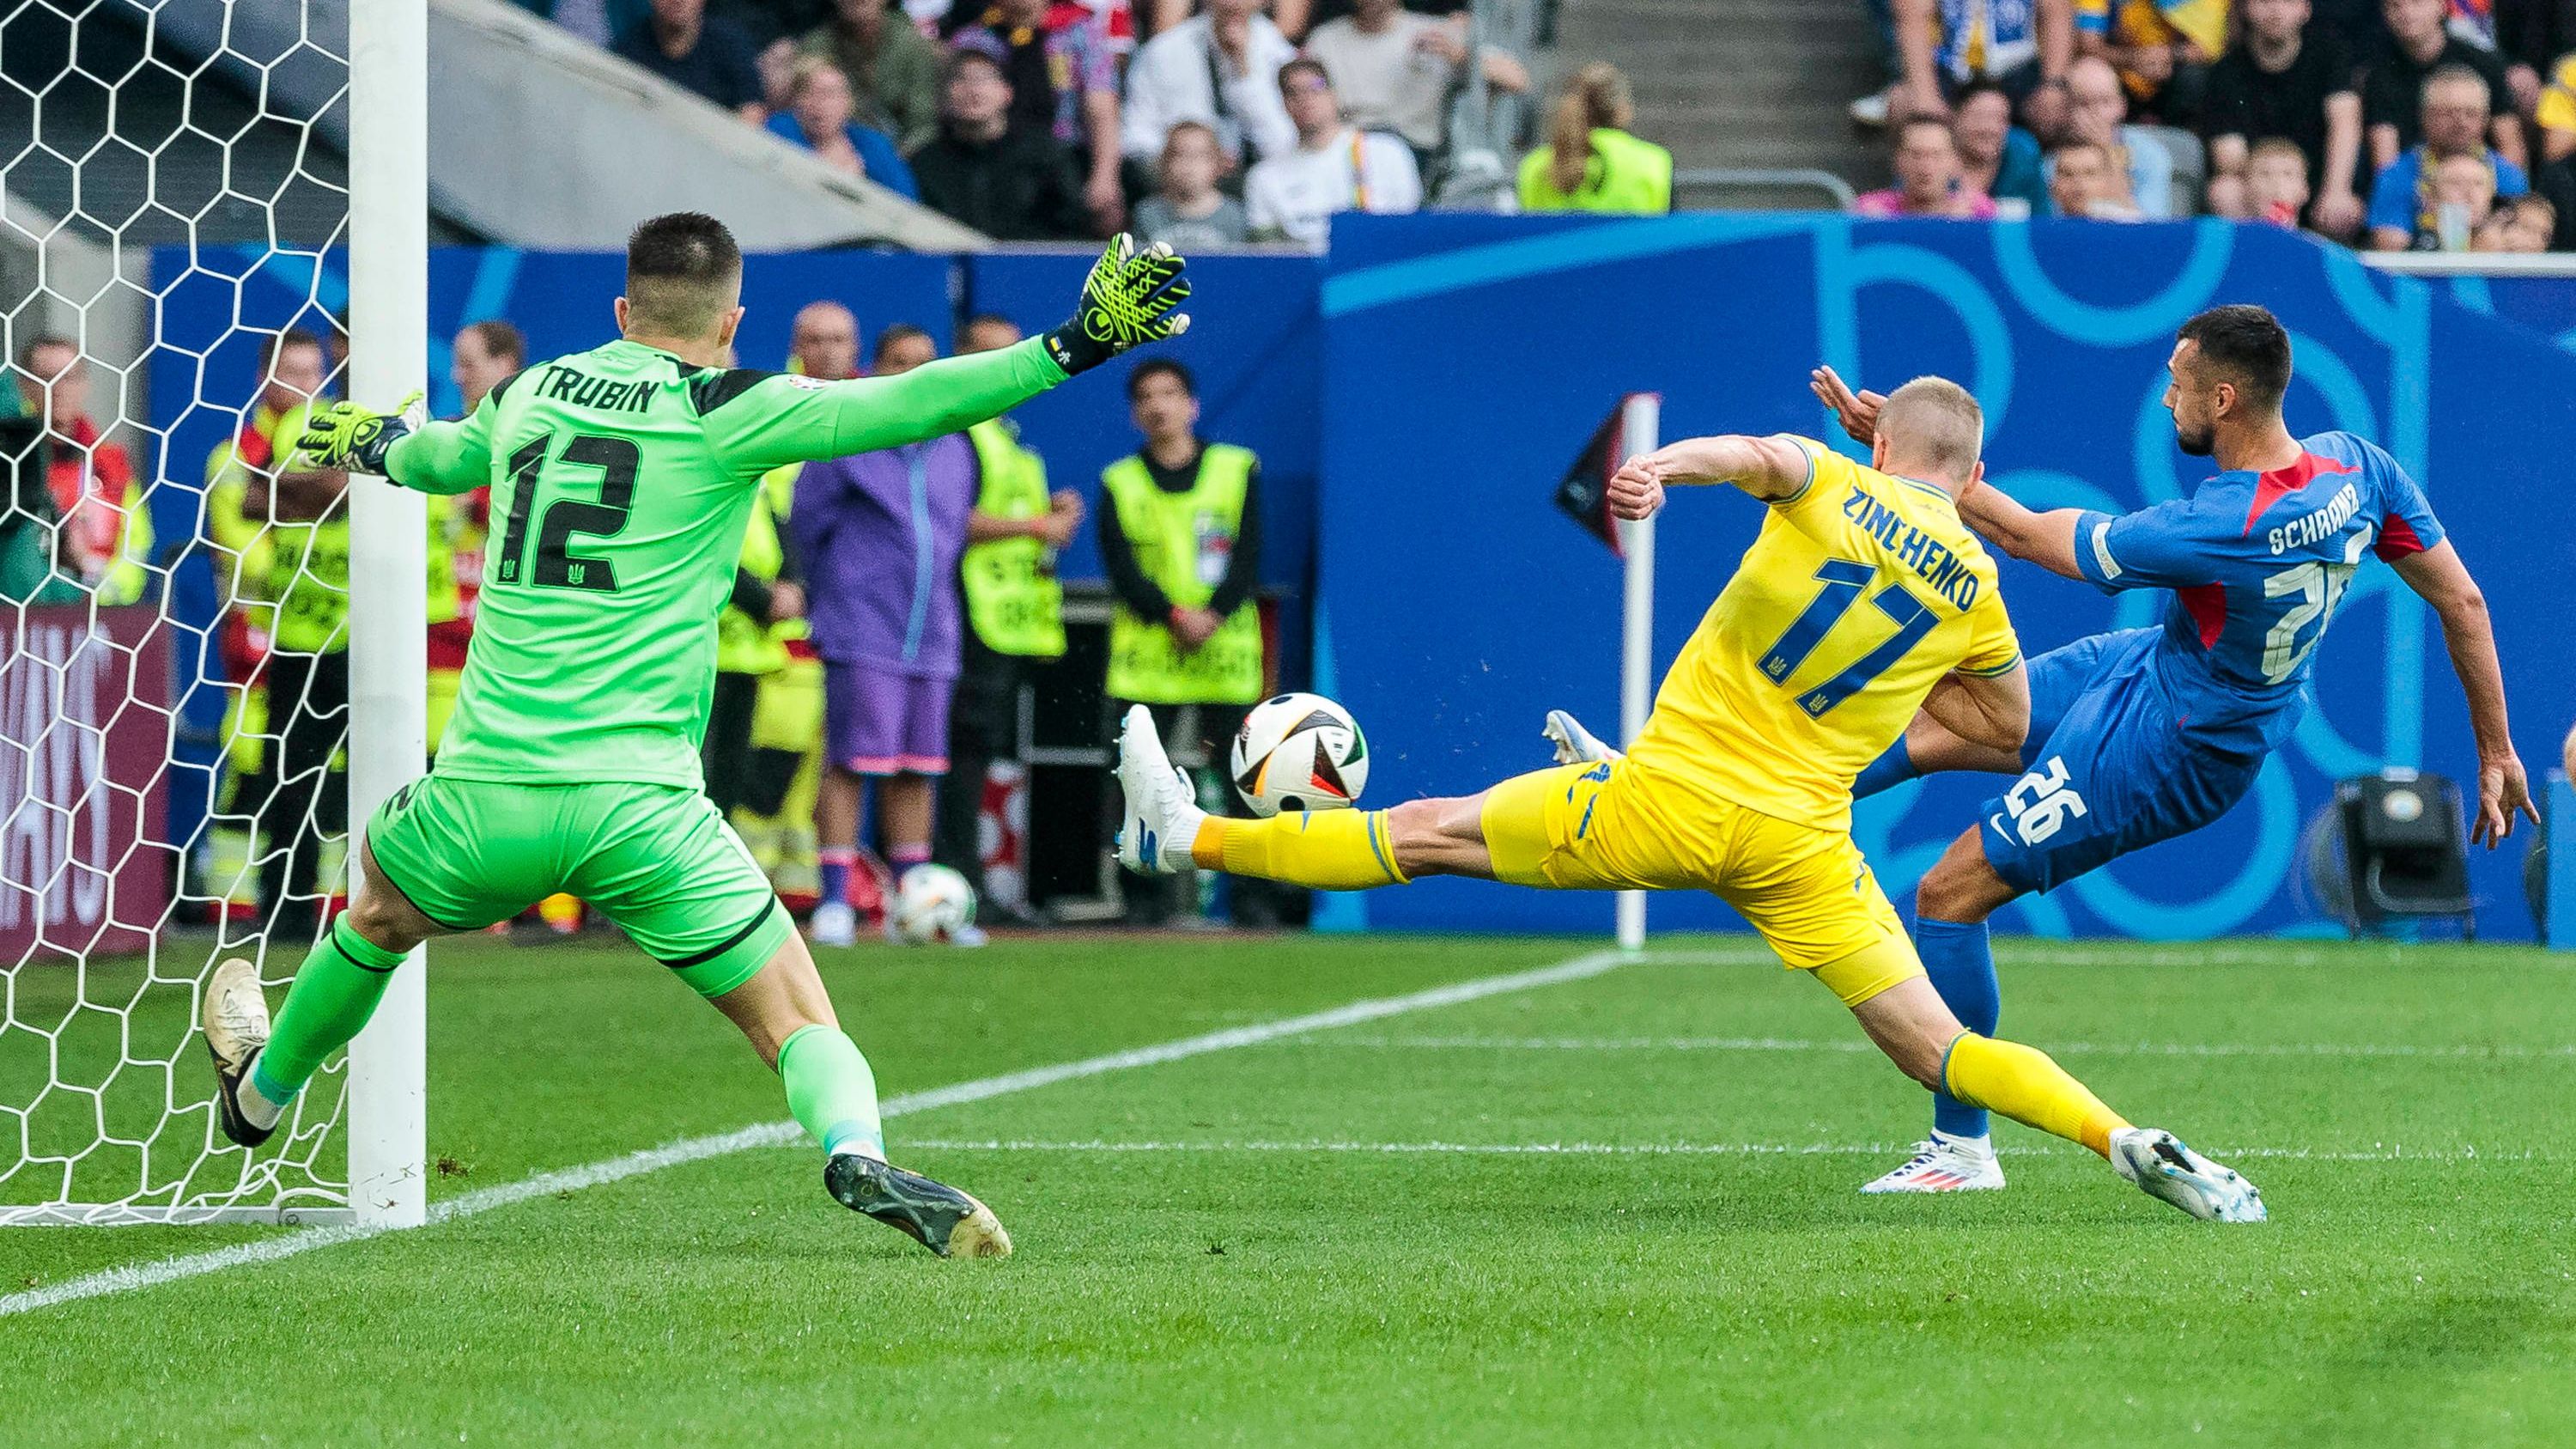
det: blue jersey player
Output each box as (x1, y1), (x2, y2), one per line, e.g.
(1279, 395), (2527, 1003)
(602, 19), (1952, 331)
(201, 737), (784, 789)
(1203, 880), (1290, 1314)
(1791, 304), (2540, 1193)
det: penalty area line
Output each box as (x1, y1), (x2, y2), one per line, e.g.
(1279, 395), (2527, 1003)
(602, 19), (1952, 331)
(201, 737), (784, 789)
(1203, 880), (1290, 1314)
(0, 946), (1740, 1319)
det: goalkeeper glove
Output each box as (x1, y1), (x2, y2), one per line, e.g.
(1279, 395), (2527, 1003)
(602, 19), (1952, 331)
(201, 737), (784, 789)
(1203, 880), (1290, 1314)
(1043, 234), (1192, 376)
(295, 391), (423, 475)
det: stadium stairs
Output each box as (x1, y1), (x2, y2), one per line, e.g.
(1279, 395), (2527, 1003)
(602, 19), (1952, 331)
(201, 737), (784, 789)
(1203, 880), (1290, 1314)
(1546, 0), (1890, 209)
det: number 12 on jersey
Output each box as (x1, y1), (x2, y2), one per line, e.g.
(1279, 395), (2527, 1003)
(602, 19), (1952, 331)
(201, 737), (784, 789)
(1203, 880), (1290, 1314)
(1759, 558), (1941, 718)
(494, 431), (641, 593)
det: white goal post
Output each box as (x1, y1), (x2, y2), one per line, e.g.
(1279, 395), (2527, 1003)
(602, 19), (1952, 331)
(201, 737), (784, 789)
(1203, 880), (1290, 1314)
(1613, 393), (1656, 953)
(0, 0), (426, 1227)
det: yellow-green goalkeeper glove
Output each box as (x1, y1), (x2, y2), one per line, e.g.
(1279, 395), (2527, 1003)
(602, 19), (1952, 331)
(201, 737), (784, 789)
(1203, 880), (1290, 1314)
(295, 390), (423, 475)
(1043, 234), (1192, 375)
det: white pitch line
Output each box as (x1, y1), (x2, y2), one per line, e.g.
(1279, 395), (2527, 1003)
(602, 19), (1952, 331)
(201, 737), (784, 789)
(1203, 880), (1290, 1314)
(0, 946), (1726, 1319)
(1314, 1034), (2576, 1061)
(899, 1136), (2537, 1164)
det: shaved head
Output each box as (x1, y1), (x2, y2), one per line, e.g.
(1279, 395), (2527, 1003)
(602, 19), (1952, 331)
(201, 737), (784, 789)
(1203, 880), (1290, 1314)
(623, 211), (743, 342)
(1874, 375), (1984, 484)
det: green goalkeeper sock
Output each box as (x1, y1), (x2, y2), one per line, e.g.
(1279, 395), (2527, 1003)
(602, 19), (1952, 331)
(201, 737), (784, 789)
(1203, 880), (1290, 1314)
(778, 1024), (884, 1160)
(247, 915), (404, 1113)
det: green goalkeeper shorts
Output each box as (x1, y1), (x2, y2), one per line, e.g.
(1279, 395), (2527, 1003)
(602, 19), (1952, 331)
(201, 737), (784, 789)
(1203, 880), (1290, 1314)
(365, 776), (793, 998)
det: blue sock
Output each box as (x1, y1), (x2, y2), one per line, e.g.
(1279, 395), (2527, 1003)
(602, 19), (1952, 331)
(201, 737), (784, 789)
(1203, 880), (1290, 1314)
(1852, 737), (1919, 801)
(1914, 916), (1998, 1139)
(819, 849), (854, 908)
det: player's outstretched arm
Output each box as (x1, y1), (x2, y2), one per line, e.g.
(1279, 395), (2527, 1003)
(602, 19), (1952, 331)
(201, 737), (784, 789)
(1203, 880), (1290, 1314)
(1609, 434), (1813, 517)
(2392, 540), (2539, 845)
(1955, 478), (2086, 580)
(298, 393), (495, 496)
(714, 235), (1192, 472)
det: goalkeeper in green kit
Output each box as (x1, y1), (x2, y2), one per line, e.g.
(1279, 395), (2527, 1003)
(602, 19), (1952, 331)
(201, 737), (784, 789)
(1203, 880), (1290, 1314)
(199, 214), (1191, 1257)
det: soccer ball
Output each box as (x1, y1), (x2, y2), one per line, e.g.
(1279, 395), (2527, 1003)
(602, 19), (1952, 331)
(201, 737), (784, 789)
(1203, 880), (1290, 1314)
(890, 864), (976, 945)
(1230, 692), (1370, 818)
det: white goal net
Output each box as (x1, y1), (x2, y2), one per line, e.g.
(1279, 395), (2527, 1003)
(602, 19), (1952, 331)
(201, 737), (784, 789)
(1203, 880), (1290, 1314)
(0, 0), (424, 1227)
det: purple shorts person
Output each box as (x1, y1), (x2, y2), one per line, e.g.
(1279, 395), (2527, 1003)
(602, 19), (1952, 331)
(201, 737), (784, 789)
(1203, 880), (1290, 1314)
(824, 661), (951, 777)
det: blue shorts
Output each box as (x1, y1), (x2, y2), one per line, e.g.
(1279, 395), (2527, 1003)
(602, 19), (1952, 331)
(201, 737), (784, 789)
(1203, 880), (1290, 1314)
(1978, 630), (2265, 895)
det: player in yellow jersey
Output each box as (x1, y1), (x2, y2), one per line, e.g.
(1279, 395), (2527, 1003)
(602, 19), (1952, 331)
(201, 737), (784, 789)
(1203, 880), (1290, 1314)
(1115, 377), (2265, 1222)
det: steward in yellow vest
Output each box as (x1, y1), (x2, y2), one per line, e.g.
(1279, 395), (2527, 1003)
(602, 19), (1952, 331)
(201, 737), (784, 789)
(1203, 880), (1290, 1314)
(1097, 363), (1264, 709)
(1097, 358), (1287, 928)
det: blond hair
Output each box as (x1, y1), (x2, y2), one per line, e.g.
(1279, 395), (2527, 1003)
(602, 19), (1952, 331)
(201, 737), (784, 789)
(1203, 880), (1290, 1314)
(1876, 375), (1984, 483)
(1548, 63), (1632, 196)
(787, 53), (848, 103)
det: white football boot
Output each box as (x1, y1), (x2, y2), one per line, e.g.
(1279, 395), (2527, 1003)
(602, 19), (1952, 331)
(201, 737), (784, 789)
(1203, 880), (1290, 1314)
(1541, 709), (1620, 766)
(1859, 1129), (2006, 1194)
(201, 957), (280, 1148)
(2110, 1127), (2267, 1222)
(807, 900), (858, 948)
(1115, 703), (1205, 875)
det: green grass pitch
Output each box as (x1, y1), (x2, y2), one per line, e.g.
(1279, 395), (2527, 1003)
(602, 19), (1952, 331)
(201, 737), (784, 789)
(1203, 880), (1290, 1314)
(4, 931), (2573, 1446)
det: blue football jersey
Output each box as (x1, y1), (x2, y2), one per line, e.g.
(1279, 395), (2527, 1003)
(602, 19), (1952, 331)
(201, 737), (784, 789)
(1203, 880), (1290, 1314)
(2070, 430), (2445, 754)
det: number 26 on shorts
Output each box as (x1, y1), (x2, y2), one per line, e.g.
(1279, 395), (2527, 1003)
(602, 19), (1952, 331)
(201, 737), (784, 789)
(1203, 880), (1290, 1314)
(2003, 756), (2089, 846)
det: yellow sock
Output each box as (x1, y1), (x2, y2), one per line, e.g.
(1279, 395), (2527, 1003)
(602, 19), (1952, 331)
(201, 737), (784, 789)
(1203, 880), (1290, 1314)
(1191, 809), (1409, 890)
(1941, 1033), (2129, 1158)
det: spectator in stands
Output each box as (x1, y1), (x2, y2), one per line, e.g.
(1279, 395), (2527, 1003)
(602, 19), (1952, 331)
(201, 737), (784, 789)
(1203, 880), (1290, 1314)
(2245, 136), (2317, 225)
(611, 0), (769, 120)
(951, 0), (1126, 232)
(2412, 148), (2501, 245)
(1883, 0), (2075, 136)
(2075, 0), (2223, 126)
(2472, 191), (2558, 247)
(1302, 0), (1528, 167)
(799, 0), (943, 151)
(938, 314), (1079, 927)
(2361, 0), (2525, 173)
(1953, 79), (2051, 214)
(1852, 114), (2002, 216)
(2537, 50), (2576, 165)
(1097, 358), (1280, 928)
(1121, 0), (1301, 168)
(1245, 59), (1423, 247)
(2050, 137), (2146, 215)
(765, 55), (920, 198)
(793, 324), (983, 947)
(1516, 63), (1674, 214)
(2368, 64), (2533, 247)
(2056, 54), (2178, 216)
(2203, 0), (2366, 235)
(13, 337), (148, 605)
(2541, 147), (2576, 246)
(1135, 121), (1251, 249)
(911, 50), (1091, 240)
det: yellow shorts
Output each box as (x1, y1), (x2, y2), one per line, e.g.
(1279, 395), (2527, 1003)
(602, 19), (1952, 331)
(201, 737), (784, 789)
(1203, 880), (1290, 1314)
(1481, 758), (1922, 1006)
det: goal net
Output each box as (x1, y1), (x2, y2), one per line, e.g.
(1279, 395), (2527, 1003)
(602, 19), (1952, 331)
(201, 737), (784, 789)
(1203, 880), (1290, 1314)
(0, 0), (424, 1227)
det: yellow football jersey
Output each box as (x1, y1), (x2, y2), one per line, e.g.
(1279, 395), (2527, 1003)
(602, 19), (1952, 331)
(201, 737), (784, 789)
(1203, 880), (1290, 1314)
(1630, 436), (2020, 830)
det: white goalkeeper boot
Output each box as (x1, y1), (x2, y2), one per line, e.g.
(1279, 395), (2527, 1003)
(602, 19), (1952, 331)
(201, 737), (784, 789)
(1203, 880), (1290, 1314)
(1860, 1129), (2005, 1193)
(2110, 1127), (2267, 1222)
(202, 957), (280, 1148)
(1115, 704), (1204, 875)
(1542, 709), (1619, 766)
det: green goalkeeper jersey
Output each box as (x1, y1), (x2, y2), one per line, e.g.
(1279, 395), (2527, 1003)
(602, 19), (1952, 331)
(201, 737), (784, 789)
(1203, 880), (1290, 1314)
(383, 335), (1067, 788)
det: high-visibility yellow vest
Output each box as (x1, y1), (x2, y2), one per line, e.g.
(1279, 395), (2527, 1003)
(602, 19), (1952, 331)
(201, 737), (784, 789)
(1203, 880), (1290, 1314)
(962, 417), (1066, 659)
(207, 400), (349, 654)
(1100, 444), (1262, 706)
(424, 493), (460, 630)
(1516, 128), (1674, 215)
(717, 466), (806, 676)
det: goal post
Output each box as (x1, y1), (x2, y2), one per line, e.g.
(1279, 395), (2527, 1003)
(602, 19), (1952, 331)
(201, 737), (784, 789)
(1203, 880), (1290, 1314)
(344, 0), (431, 1230)
(0, 0), (427, 1227)
(1613, 394), (1657, 953)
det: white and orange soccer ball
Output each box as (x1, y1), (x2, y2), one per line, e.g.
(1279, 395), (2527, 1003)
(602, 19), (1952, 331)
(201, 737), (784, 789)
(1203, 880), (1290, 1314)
(1229, 692), (1370, 819)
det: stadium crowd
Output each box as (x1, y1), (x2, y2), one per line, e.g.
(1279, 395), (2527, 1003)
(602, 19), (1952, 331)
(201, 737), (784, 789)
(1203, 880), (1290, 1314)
(506, 0), (1663, 246)
(1848, 0), (2576, 252)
